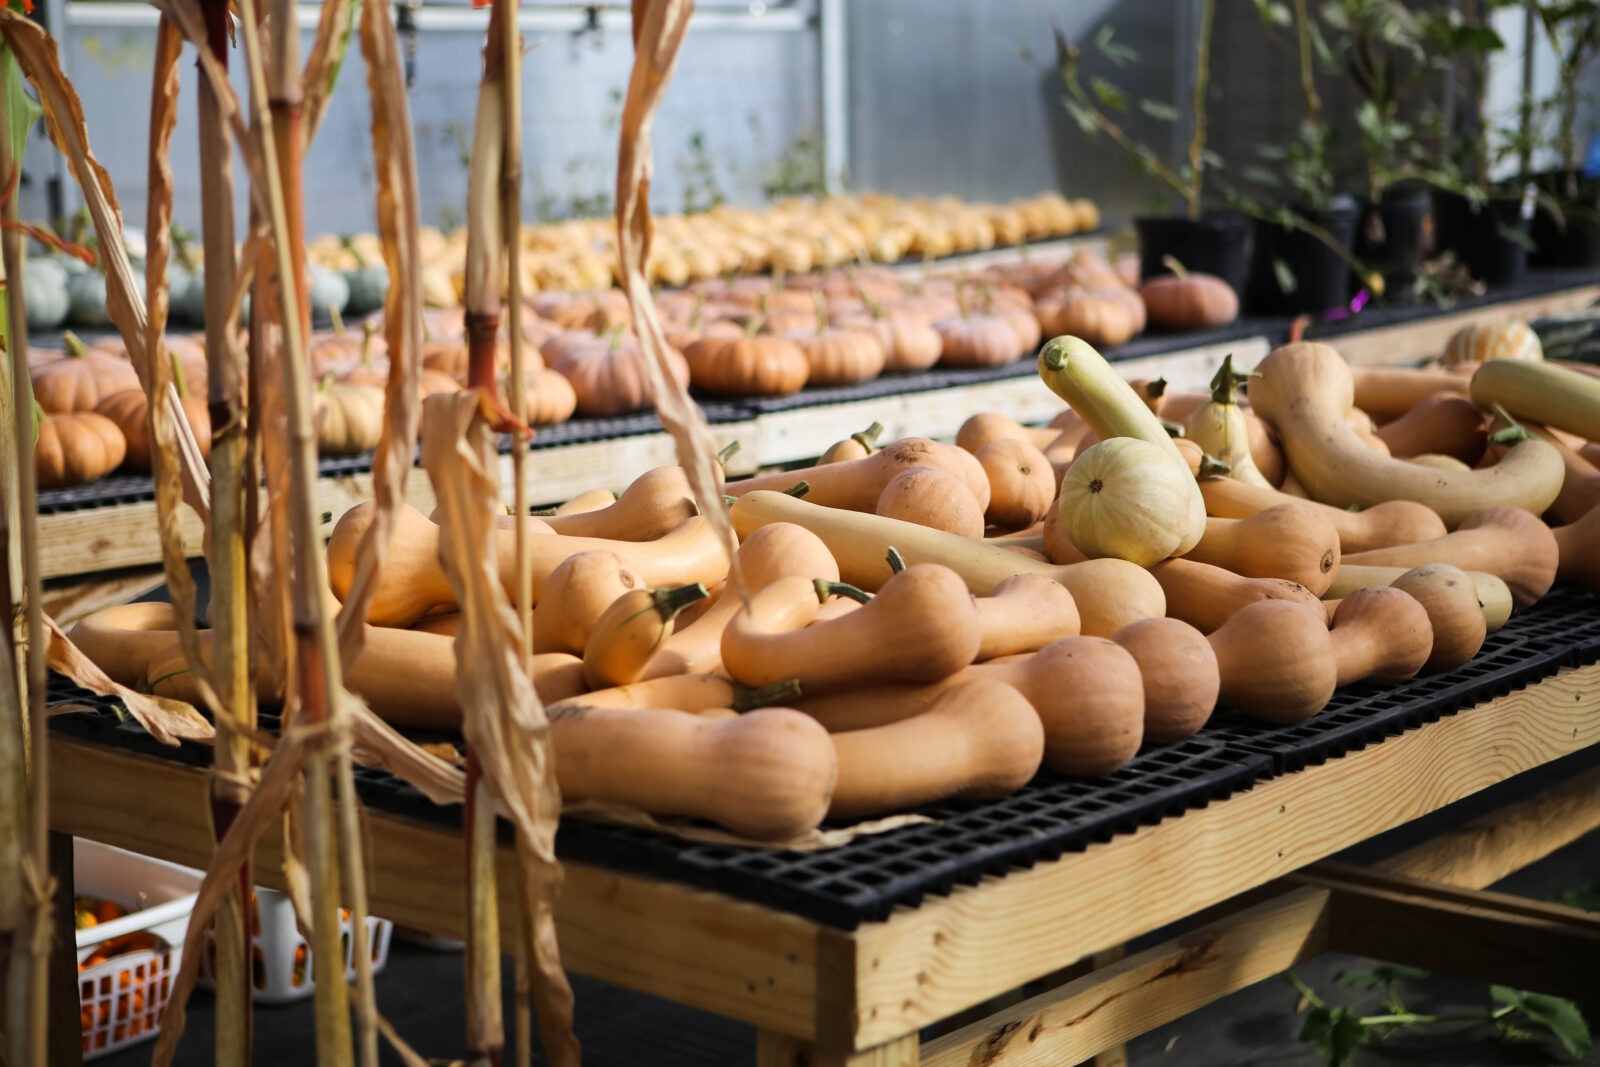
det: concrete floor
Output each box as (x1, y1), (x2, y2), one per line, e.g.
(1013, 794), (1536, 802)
(96, 752), (1600, 1067)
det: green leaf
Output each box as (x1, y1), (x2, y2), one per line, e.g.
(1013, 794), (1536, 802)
(1273, 257), (1299, 295)
(0, 43), (43, 174)
(1299, 1004), (1367, 1067)
(1093, 24), (1139, 66)
(1139, 99), (1179, 122)
(1253, 0), (1293, 27)
(1553, 882), (1600, 911)
(1514, 991), (1591, 1059)
(1091, 77), (1128, 112)
(1243, 165), (1282, 186)
(1062, 97), (1100, 135)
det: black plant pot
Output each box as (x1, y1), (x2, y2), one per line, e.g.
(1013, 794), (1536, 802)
(1530, 205), (1600, 268)
(1135, 213), (1254, 296)
(1245, 201), (1359, 317)
(1434, 190), (1534, 287)
(1354, 185), (1432, 307)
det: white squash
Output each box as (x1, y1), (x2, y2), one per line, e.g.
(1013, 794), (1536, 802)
(1185, 354), (1274, 490)
(1058, 437), (1196, 567)
(1440, 320), (1541, 369)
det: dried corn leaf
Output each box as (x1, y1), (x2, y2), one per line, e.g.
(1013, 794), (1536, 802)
(335, 0), (423, 668)
(420, 392), (579, 1067)
(44, 615), (212, 744)
(614, 0), (742, 596)
(301, 0), (358, 142)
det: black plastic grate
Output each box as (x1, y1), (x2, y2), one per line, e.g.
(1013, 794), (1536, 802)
(46, 587), (1600, 929)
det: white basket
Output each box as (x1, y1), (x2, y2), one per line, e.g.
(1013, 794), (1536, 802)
(197, 887), (392, 1005)
(73, 840), (201, 1061)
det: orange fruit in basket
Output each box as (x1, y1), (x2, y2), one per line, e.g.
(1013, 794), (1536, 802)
(82, 950), (109, 970)
(74, 910), (98, 931)
(95, 899), (125, 923)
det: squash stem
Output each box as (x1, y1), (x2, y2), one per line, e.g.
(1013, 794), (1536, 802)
(815, 579), (871, 604)
(1147, 376), (1168, 399)
(62, 329), (87, 358)
(651, 582), (709, 623)
(1207, 353), (1252, 405)
(783, 480), (810, 498)
(850, 421), (884, 453)
(1197, 454), (1233, 478)
(1487, 403), (1533, 445)
(1160, 418), (1186, 438)
(885, 546), (906, 574)
(328, 301), (346, 336)
(715, 440), (740, 468)
(731, 677), (804, 712)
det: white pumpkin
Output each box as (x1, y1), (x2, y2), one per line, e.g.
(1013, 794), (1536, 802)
(1058, 437), (1196, 567)
(1440, 320), (1542, 369)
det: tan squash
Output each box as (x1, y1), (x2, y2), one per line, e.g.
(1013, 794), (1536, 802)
(35, 409), (127, 489)
(729, 490), (1164, 636)
(1340, 506), (1557, 609)
(1372, 393), (1487, 465)
(828, 679), (1044, 819)
(1536, 430), (1600, 526)
(1389, 563), (1487, 671)
(546, 704), (836, 841)
(1150, 558), (1323, 635)
(974, 439), (1056, 529)
(875, 466), (986, 538)
(313, 379), (385, 456)
(1208, 600), (1337, 724)
(555, 488), (617, 515)
(955, 412), (1061, 454)
(1409, 453), (1472, 471)
(69, 602), (191, 687)
(726, 437), (992, 513)
(1110, 617), (1219, 743)
(683, 326), (810, 397)
(541, 465), (697, 541)
(546, 673), (801, 716)
(1326, 564), (1513, 632)
(1440, 319), (1542, 369)
(582, 584), (711, 689)
(975, 573), (1081, 660)
(721, 566), (980, 691)
(817, 422), (884, 465)
(1328, 587), (1433, 686)
(1350, 365), (1471, 421)
(1551, 503), (1600, 595)
(1183, 504), (1341, 596)
(1197, 475), (1447, 553)
(1248, 342), (1563, 526)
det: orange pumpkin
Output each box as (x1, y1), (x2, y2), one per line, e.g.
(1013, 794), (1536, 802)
(683, 326), (811, 396)
(31, 334), (140, 414)
(94, 387), (212, 471)
(549, 331), (692, 416)
(1034, 287), (1142, 348)
(35, 410), (127, 489)
(934, 313), (1021, 368)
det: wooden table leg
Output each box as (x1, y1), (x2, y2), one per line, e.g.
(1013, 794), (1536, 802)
(1076, 945), (1127, 1067)
(49, 831), (84, 1067)
(756, 1031), (919, 1066)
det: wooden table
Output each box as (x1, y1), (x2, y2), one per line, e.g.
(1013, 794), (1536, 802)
(50, 655), (1600, 1064)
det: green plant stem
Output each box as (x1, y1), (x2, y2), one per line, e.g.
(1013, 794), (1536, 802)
(1186, 0), (1216, 220)
(815, 580), (871, 604)
(1293, 0), (1321, 127)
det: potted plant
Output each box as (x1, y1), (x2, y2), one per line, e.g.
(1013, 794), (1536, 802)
(1240, 0), (1364, 315)
(1054, 0), (1254, 295)
(1528, 1), (1600, 268)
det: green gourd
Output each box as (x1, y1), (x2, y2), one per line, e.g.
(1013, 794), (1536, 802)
(341, 238), (389, 316)
(22, 259), (70, 330)
(306, 265), (351, 324)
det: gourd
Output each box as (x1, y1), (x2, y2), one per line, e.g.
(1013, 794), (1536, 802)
(1440, 320), (1542, 369)
(1196, 475), (1447, 553)
(955, 413), (1061, 454)
(1207, 600), (1337, 724)
(68, 602), (191, 686)
(682, 324), (810, 396)
(972, 637), (1144, 776)
(729, 490), (1165, 636)
(93, 363), (213, 472)
(1110, 617), (1219, 743)
(725, 437), (992, 513)
(1033, 287), (1141, 348)
(1185, 354), (1275, 489)
(513, 367), (579, 426)
(547, 705), (836, 841)
(974, 573), (1081, 659)
(974, 439), (1055, 529)
(31, 333), (140, 414)
(1409, 453), (1471, 471)
(1533, 430), (1600, 525)
(1551, 504), (1600, 594)
(305, 265), (351, 323)
(340, 238), (390, 316)
(22, 258), (70, 329)
(865, 311), (943, 372)
(313, 379), (385, 456)
(1248, 342), (1563, 526)
(541, 465), (696, 542)
(1327, 564), (1513, 632)
(1389, 564), (1486, 671)
(548, 328), (693, 416)
(1371, 394), (1487, 464)
(1057, 438), (1198, 567)
(529, 551), (641, 654)
(1037, 335), (1206, 553)
(788, 302), (887, 386)
(555, 488), (616, 515)
(1183, 504), (1341, 596)
(547, 673), (802, 716)
(35, 409), (127, 489)
(721, 566), (981, 692)
(582, 584), (710, 689)
(817, 421), (883, 465)
(1469, 359), (1600, 444)
(326, 505), (729, 627)
(827, 679), (1044, 819)
(1350, 365), (1471, 420)
(1139, 272), (1239, 330)
(1328, 587), (1433, 686)
(1149, 558), (1323, 634)
(933, 309), (1021, 368)
(876, 466), (985, 538)
(68, 269), (140, 328)
(1340, 506), (1557, 609)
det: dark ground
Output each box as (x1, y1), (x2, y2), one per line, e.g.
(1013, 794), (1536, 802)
(91, 747), (1600, 1066)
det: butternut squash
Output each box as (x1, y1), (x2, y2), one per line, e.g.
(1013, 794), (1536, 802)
(1328, 587), (1433, 686)
(411, 613), (460, 637)
(956, 412), (1060, 454)
(875, 466), (986, 538)
(1340, 507), (1557, 609)
(1208, 600), (1337, 724)
(729, 490), (1165, 635)
(540, 465), (696, 541)
(817, 421), (884, 464)
(327, 505), (730, 627)
(1409, 453), (1471, 472)
(1249, 342), (1563, 526)
(725, 437), (992, 513)
(69, 602), (192, 687)
(975, 573), (1081, 660)
(529, 550), (642, 655)
(721, 566), (980, 691)
(546, 673), (801, 716)
(547, 704), (836, 840)
(827, 679), (1044, 819)
(1552, 503), (1600, 595)
(1372, 394), (1487, 464)
(582, 583), (710, 689)
(1197, 475), (1447, 553)
(1149, 558), (1323, 635)
(1185, 355), (1275, 489)
(1184, 504), (1341, 596)
(1110, 617), (1219, 743)
(1389, 564), (1486, 671)
(1470, 359), (1600, 443)
(554, 488), (617, 515)
(975, 438), (1056, 529)
(1536, 430), (1600, 525)
(1040, 503), (1088, 565)
(1350, 365), (1470, 420)
(1326, 564), (1513, 632)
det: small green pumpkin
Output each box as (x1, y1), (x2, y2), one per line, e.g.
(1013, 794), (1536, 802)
(340, 237), (389, 316)
(306, 266), (350, 325)
(22, 259), (71, 330)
